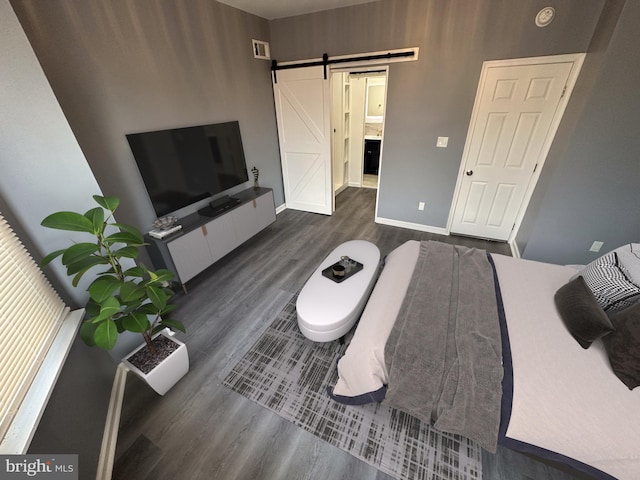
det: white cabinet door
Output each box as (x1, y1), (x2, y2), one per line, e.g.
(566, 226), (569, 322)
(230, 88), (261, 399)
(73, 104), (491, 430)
(252, 190), (277, 232)
(164, 189), (276, 285)
(167, 226), (212, 282)
(203, 213), (237, 263)
(232, 191), (276, 244)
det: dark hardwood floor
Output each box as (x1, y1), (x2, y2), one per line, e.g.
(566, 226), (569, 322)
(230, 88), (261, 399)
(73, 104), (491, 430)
(113, 187), (590, 480)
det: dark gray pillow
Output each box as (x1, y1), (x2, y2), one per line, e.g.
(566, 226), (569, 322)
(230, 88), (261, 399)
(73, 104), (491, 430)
(603, 303), (640, 390)
(554, 276), (615, 349)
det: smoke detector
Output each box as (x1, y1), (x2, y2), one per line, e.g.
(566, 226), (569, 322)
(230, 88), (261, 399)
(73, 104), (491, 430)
(535, 7), (555, 27)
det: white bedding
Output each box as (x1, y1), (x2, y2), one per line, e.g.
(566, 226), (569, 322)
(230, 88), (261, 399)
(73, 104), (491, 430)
(330, 241), (640, 480)
(493, 253), (640, 480)
(332, 240), (420, 398)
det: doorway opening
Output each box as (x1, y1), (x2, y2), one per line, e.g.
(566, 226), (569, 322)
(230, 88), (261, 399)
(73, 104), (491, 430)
(272, 48), (417, 217)
(330, 69), (388, 196)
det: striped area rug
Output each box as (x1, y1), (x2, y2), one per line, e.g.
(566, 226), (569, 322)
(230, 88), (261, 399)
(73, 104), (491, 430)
(223, 295), (482, 480)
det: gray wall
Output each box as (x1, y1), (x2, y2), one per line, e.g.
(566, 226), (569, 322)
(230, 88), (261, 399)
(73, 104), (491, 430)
(12, 0), (636, 267)
(11, 0), (283, 234)
(1, 0), (106, 307)
(270, 0), (605, 234)
(517, 0), (640, 264)
(1, 1), (115, 478)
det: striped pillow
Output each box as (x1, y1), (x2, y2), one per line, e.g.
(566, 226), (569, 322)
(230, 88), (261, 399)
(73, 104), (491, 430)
(580, 252), (640, 312)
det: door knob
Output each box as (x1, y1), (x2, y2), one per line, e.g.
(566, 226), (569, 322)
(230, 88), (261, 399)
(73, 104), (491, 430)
(466, 170), (473, 176)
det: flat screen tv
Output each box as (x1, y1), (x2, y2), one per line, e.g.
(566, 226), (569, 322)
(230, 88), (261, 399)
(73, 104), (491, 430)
(126, 121), (249, 217)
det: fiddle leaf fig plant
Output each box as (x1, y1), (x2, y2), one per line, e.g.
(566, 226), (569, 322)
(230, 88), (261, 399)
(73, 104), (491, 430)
(41, 195), (185, 355)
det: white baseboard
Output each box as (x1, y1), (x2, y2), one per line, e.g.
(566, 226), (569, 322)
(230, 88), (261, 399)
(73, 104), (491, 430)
(334, 184), (348, 195)
(375, 216), (448, 236)
(509, 240), (521, 258)
(95, 363), (129, 480)
(275, 203), (286, 214)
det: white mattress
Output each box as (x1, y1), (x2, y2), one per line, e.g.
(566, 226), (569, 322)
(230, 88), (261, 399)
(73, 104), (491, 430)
(332, 242), (640, 479)
(492, 254), (640, 480)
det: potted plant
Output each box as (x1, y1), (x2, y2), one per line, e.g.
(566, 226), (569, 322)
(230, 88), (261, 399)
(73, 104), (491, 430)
(41, 195), (188, 395)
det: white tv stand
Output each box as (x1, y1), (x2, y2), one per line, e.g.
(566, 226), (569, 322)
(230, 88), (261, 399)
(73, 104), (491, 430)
(145, 187), (276, 291)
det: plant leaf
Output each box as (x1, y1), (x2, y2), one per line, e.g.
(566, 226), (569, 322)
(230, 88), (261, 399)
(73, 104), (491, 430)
(159, 304), (178, 315)
(61, 242), (99, 266)
(85, 299), (101, 317)
(41, 211), (94, 233)
(112, 223), (144, 243)
(121, 312), (150, 333)
(94, 321), (118, 350)
(136, 303), (160, 315)
(119, 281), (145, 303)
(114, 246), (139, 259)
(114, 317), (125, 333)
(147, 269), (175, 285)
(91, 296), (121, 323)
(146, 284), (167, 310)
(79, 321), (97, 347)
(41, 249), (65, 267)
(93, 195), (119, 212)
(121, 299), (145, 315)
(66, 255), (109, 276)
(123, 266), (145, 278)
(158, 318), (186, 333)
(84, 207), (105, 235)
(104, 231), (146, 247)
(70, 258), (111, 287)
(88, 276), (122, 303)
(151, 324), (167, 335)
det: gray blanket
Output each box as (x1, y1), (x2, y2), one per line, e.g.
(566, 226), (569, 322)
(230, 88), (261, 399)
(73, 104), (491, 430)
(384, 240), (503, 453)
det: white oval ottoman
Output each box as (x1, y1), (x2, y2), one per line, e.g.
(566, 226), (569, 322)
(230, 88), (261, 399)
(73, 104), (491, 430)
(296, 240), (381, 342)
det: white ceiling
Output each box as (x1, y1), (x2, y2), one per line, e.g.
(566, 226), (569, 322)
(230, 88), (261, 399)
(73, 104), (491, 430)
(217, 0), (380, 20)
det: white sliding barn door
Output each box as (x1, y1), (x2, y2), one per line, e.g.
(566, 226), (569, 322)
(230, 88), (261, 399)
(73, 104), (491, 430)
(450, 55), (583, 241)
(273, 66), (333, 215)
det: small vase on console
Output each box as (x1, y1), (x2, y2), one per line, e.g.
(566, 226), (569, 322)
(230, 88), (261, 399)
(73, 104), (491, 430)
(251, 166), (260, 189)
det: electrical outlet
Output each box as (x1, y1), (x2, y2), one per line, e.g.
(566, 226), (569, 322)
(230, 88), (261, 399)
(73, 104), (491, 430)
(589, 241), (604, 252)
(436, 136), (449, 148)
(418, 202), (425, 211)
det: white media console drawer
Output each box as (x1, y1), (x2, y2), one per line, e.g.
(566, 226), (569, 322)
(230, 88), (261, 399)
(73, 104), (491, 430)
(146, 188), (276, 288)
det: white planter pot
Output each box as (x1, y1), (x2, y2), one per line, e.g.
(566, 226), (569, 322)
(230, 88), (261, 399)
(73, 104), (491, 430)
(121, 331), (189, 395)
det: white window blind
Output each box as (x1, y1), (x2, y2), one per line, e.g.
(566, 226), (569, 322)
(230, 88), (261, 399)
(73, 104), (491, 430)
(0, 213), (68, 442)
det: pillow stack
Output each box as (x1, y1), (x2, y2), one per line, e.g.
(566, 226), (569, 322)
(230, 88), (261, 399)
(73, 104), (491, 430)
(554, 243), (640, 389)
(577, 249), (640, 312)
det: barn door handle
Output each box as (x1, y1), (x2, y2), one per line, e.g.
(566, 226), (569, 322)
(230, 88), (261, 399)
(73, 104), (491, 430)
(466, 170), (473, 176)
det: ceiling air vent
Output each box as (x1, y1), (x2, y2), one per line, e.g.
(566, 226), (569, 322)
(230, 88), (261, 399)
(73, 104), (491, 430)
(252, 39), (270, 60)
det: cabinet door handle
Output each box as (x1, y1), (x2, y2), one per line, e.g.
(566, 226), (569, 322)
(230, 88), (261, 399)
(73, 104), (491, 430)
(201, 225), (207, 236)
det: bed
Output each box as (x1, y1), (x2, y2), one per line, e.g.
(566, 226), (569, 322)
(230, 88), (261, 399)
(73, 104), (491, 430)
(327, 240), (640, 480)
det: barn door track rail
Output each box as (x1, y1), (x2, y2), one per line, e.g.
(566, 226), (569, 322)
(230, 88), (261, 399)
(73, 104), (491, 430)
(271, 50), (417, 83)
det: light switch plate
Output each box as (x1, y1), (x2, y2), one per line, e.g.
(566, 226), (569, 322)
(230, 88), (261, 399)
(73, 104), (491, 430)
(436, 136), (449, 148)
(590, 241), (604, 252)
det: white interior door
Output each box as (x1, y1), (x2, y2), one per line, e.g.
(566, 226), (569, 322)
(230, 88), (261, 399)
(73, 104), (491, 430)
(273, 66), (333, 215)
(450, 56), (581, 241)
